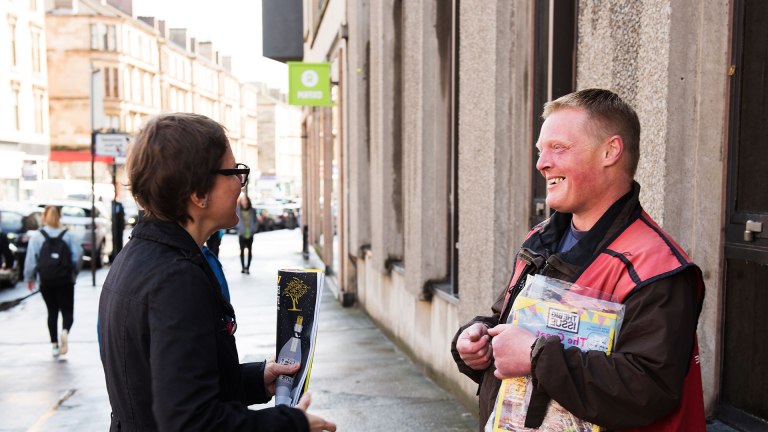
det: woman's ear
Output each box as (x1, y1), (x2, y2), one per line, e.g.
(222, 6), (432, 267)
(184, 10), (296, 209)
(190, 193), (208, 209)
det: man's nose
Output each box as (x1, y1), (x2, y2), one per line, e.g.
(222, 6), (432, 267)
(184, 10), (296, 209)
(535, 150), (549, 172)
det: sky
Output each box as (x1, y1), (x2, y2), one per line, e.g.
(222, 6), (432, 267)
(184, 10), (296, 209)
(131, 0), (288, 92)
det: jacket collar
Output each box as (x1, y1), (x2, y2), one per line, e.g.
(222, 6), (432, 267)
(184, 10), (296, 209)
(131, 218), (235, 314)
(522, 181), (643, 280)
(130, 219), (202, 259)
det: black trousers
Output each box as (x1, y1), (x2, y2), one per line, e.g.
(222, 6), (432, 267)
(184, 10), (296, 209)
(39, 281), (74, 343)
(239, 236), (254, 270)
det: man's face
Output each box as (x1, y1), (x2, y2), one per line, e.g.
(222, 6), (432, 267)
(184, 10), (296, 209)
(535, 108), (608, 217)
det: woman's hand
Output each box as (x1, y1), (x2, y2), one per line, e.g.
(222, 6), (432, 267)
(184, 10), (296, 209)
(263, 356), (300, 396)
(27, 280), (35, 291)
(296, 392), (337, 431)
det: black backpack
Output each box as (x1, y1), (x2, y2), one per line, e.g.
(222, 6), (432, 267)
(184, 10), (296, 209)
(37, 229), (74, 284)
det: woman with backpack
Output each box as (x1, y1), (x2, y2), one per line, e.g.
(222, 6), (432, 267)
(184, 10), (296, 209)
(24, 205), (81, 358)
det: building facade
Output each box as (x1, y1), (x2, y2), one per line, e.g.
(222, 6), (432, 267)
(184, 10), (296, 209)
(0, 0), (49, 201)
(0, 0), (294, 203)
(276, 0), (767, 428)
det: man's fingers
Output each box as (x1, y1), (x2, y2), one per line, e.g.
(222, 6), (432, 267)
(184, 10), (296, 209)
(465, 323), (487, 341)
(487, 324), (510, 337)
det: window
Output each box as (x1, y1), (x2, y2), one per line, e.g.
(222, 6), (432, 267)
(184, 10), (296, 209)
(11, 83), (21, 131)
(107, 25), (116, 51)
(90, 23), (104, 50)
(103, 67), (119, 98)
(31, 27), (42, 73)
(104, 67), (111, 97)
(91, 23), (116, 51)
(8, 18), (17, 66)
(112, 67), (119, 97)
(33, 87), (44, 133)
(143, 72), (151, 104)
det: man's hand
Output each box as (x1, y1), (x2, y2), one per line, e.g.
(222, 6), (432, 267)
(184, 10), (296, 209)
(296, 392), (337, 431)
(487, 324), (537, 379)
(456, 322), (493, 370)
(263, 356), (300, 396)
(27, 280), (35, 291)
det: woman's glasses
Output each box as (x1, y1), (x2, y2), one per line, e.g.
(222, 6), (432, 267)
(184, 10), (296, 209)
(211, 163), (250, 187)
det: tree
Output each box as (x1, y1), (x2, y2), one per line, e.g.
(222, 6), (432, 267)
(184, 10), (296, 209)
(285, 277), (308, 311)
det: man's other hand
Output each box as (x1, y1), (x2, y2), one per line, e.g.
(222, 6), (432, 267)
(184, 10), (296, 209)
(456, 322), (493, 370)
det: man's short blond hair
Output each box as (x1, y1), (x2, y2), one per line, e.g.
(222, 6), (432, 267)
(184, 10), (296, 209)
(543, 88), (641, 177)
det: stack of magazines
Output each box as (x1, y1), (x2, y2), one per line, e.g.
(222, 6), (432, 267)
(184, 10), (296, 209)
(274, 269), (325, 407)
(486, 274), (626, 432)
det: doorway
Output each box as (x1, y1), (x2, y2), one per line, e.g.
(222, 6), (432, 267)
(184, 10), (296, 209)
(721, 0), (768, 429)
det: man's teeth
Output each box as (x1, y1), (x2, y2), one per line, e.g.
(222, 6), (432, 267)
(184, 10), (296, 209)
(548, 177), (564, 185)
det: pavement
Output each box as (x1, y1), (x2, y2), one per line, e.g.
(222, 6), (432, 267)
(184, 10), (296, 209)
(0, 228), (477, 432)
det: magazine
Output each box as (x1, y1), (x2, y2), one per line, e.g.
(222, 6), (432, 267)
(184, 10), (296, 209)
(274, 269), (325, 406)
(486, 274), (626, 432)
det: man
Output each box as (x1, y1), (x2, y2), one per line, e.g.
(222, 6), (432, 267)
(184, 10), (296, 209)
(451, 89), (705, 431)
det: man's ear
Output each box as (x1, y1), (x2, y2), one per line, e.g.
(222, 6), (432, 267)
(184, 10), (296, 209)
(603, 135), (624, 167)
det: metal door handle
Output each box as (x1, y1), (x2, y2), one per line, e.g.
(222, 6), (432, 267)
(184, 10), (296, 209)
(744, 220), (763, 242)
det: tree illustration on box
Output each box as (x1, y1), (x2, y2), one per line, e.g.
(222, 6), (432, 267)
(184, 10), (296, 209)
(285, 277), (308, 311)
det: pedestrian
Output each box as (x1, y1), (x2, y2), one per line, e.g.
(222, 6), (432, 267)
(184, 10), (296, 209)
(0, 217), (14, 271)
(236, 195), (258, 274)
(452, 89), (705, 431)
(205, 229), (223, 257)
(24, 205), (81, 358)
(98, 113), (335, 432)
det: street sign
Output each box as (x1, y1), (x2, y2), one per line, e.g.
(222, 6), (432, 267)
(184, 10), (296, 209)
(95, 133), (130, 158)
(288, 62), (333, 106)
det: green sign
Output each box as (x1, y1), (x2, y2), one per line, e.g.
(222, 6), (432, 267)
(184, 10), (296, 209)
(288, 62), (332, 106)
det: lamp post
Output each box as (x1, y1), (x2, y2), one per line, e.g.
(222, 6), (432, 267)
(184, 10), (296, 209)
(89, 63), (103, 286)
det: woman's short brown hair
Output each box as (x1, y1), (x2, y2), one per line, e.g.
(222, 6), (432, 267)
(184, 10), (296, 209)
(127, 113), (229, 224)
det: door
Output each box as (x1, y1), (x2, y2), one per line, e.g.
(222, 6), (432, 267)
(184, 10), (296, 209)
(721, 0), (768, 429)
(530, 0), (576, 227)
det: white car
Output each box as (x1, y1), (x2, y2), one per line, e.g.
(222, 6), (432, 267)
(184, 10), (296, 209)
(33, 200), (113, 268)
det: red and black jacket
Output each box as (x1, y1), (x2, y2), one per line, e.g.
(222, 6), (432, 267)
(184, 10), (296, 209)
(452, 183), (705, 431)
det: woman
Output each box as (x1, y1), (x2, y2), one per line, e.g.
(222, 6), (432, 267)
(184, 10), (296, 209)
(24, 205), (81, 357)
(98, 113), (335, 432)
(236, 195), (258, 274)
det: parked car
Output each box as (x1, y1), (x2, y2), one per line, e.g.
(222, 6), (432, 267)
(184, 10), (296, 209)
(33, 200), (113, 268)
(0, 203), (41, 279)
(255, 203), (297, 230)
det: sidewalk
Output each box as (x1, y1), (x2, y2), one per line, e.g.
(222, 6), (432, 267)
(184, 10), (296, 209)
(0, 228), (476, 431)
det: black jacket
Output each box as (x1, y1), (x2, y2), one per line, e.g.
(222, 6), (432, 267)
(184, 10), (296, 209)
(452, 184), (702, 430)
(98, 220), (308, 431)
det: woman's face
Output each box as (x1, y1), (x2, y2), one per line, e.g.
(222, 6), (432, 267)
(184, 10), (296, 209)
(208, 147), (243, 231)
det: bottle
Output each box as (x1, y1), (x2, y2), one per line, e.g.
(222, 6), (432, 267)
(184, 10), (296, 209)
(275, 315), (303, 406)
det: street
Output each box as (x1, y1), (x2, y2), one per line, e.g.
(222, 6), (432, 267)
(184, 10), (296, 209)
(0, 228), (476, 431)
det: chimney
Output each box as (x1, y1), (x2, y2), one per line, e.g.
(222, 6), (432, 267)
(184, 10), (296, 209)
(199, 41), (213, 60)
(158, 20), (166, 38)
(51, 0), (75, 11)
(222, 56), (232, 72)
(106, 0), (132, 16)
(138, 16), (155, 29)
(169, 28), (188, 50)
(190, 37), (198, 54)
